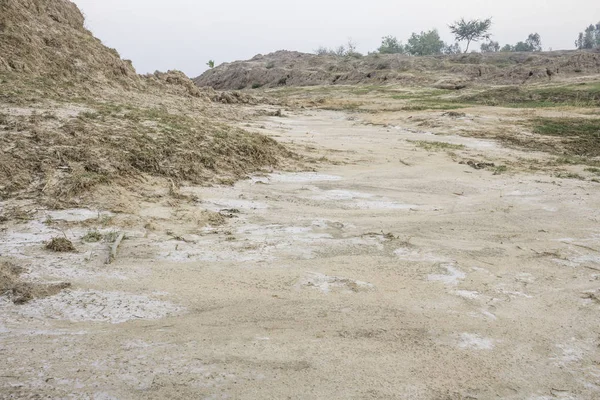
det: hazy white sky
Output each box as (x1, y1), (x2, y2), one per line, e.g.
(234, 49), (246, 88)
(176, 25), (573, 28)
(72, 0), (598, 78)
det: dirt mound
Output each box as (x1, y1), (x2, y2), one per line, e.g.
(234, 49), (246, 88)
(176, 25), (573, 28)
(194, 50), (600, 90)
(0, 0), (139, 92)
(0, 94), (292, 208)
(0, 0), (294, 209)
(0, 260), (70, 304)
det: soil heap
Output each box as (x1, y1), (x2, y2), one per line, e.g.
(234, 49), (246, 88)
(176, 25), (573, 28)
(194, 49), (600, 90)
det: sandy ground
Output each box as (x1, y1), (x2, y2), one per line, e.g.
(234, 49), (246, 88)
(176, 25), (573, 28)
(1, 110), (600, 399)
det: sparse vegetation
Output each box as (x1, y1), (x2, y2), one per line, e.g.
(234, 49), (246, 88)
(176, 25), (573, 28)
(82, 230), (103, 243)
(529, 117), (600, 157)
(459, 83), (600, 108)
(103, 231), (121, 243)
(315, 39), (362, 57)
(401, 102), (467, 111)
(409, 140), (466, 151)
(555, 172), (586, 180)
(493, 165), (508, 175)
(585, 167), (600, 175)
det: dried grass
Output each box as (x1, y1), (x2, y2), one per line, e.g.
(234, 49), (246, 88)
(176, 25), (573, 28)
(46, 237), (76, 252)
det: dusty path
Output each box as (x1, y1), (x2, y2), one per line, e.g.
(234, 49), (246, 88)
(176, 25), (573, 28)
(1, 110), (600, 399)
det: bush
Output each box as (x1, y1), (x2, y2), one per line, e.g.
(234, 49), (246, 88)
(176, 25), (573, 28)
(405, 29), (445, 56)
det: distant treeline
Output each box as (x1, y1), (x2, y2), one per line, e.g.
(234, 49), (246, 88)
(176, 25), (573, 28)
(315, 19), (600, 57)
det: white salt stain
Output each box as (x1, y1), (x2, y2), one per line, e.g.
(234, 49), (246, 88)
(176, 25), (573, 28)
(306, 188), (416, 210)
(0, 218), (133, 281)
(46, 209), (113, 222)
(237, 224), (313, 236)
(299, 272), (374, 294)
(552, 342), (586, 366)
(427, 264), (465, 285)
(122, 340), (154, 350)
(458, 333), (494, 350)
(351, 200), (416, 210)
(311, 190), (374, 201)
(453, 290), (479, 300)
(480, 310), (498, 320)
(496, 288), (533, 299)
(204, 198), (269, 211)
(266, 172), (343, 183)
(14, 289), (183, 324)
(157, 221), (393, 263)
(395, 247), (448, 262)
(0, 220), (59, 248)
(554, 254), (600, 268)
(157, 245), (269, 263)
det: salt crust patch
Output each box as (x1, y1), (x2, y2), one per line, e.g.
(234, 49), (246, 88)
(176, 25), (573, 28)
(458, 333), (494, 350)
(14, 289), (182, 324)
(46, 209), (113, 222)
(453, 290), (479, 300)
(427, 264), (465, 285)
(395, 247), (448, 262)
(266, 173), (342, 183)
(0, 218), (133, 281)
(299, 272), (374, 293)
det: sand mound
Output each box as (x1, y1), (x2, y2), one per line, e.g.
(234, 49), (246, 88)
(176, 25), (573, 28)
(194, 50), (600, 90)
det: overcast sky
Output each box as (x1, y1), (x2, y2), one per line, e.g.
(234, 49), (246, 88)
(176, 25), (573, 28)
(72, 0), (597, 78)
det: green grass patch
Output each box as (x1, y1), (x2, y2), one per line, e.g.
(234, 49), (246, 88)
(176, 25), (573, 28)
(549, 156), (600, 167)
(555, 172), (586, 180)
(321, 102), (363, 111)
(531, 118), (600, 136)
(391, 89), (452, 101)
(585, 167), (600, 175)
(529, 117), (600, 157)
(459, 83), (600, 108)
(493, 165), (508, 174)
(401, 103), (467, 111)
(409, 140), (465, 151)
(82, 230), (103, 243)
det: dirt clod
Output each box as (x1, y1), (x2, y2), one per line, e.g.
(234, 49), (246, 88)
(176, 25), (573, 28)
(46, 237), (76, 252)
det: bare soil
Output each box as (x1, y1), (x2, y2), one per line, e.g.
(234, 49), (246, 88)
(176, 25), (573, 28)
(0, 260), (70, 305)
(2, 1), (600, 398)
(1, 106), (599, 399)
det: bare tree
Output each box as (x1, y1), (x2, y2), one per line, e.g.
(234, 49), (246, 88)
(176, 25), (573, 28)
(449, 18), (493, 53)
